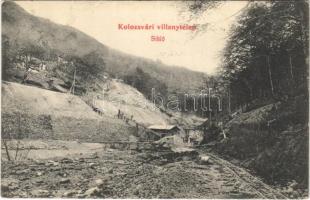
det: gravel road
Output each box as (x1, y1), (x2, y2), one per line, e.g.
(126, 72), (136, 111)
(1, 144), (288, 198)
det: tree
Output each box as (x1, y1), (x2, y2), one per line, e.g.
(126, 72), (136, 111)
(124, 67), (168, 100)
(18, 42), (45, 83)
(82, 51), (105, 76)
(219, 1), (308, 111)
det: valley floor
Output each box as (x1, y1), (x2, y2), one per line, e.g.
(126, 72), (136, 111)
(1, 140), (288, 198)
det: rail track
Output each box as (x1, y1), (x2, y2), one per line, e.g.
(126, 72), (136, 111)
(206, 152), (289, 199)
(92, 141), (289, 198)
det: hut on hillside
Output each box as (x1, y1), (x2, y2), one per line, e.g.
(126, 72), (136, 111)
(147, 125), (180, 138)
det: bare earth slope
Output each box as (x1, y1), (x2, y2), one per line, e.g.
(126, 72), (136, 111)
(1, 81), (137, 142)
(2, 81), (98, 119)
(90, 79), (170, 126)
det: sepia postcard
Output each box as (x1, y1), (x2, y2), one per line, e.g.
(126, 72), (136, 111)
(1, 0), (309, 199)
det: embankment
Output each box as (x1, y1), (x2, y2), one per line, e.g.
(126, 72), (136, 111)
(212, 96), (308, 191)
(1, 82), (137, 142)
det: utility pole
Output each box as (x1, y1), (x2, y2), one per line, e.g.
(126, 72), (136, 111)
(266, 55), (275, 97)
(69, 68), (76, 95)
(228, 86), (231, 115)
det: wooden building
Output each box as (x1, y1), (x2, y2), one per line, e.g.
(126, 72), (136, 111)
(147, 125), (180, 138)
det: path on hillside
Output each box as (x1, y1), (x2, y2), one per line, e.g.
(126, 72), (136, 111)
(1, 141), (288, 198)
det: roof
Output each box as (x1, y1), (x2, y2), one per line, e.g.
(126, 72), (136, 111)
(148, 124), (179, 131)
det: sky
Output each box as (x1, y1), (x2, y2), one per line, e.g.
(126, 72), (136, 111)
(16, 1), (247, 74)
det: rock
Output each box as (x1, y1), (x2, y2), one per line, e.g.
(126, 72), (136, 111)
(61, 158), (73, 164)
(200, 155), (210, 162)
(15, 169), (30, 175)
(95, 179), (105, 187)
(36, 171), (43, 176)
(62, 190), (76, 197)
(72, 190), (84, 198)
(35, 180), (44, 184)
(45, 162), (53, 167)
(31, 189), (50, 197)
(207, 159), (214, 164)
(91, 152), (99, 158)
(1, 182), (10, 192)
(230, 158), (240, 165)
(182, 156), (192, 161)
(290, 191), (299, 198)
(60, 178), (70, 184)
(84, 187), (99, 197)
(289, 180), (298, 189)
(199, 155), (213, 164)
(48, 160), (59, 166)
(2, 178), (19, 191)
(15, 191), (28, 198)
(34, 160), (45, 165)
(51, 167), (61, 171)
(89, 163), (97, 168)
(19, 177), (30, 181)
(116, 172), (127, 176)
(29, 164), (38, 168)
(76, 194), (86, 198)
(57, 171), (68, 177)
(134, 189), (139, 195)
(286, 187), (294, 193)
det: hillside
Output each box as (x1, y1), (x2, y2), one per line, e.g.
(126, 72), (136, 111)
(89, 79), (170, 126)
(2, 1), (207, 95)
(211, 95), (308, 192)
(1, 81), (138, 142)
(2, 81), (98, 119)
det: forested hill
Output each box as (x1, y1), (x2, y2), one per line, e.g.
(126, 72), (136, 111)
(216, 1), (308, 111)
(2, 1), (207, 96)
(205, 1), (309, 193)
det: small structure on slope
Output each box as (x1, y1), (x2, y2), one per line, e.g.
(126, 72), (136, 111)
(148, 124), (180, 138)
(184, 119), (208, 145)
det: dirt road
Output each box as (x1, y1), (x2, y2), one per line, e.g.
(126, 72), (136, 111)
(1, 142), (288, 198)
